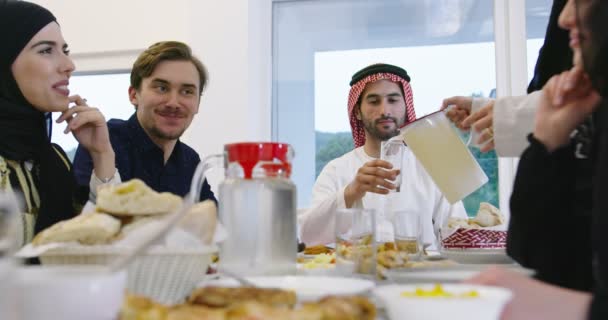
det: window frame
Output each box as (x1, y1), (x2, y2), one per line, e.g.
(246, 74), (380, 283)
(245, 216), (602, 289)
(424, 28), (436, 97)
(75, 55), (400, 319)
(271, 0), (539, 217)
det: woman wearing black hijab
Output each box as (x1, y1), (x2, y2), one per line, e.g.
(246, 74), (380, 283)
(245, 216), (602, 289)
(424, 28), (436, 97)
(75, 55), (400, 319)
(468, 0), (608, 319)
(0, 1), (116, 245)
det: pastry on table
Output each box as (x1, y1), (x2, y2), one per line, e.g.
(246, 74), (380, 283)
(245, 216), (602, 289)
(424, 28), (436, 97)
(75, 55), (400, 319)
(188, 286), (297, 309)
(96, 179), (182, 216)
(120, 294), (168, 320)
(32, 212), (121, 246)
(472, 202), (505, 227)
(167, 305), (226, 320)
(116, 200), (217, 244)
(121, 292), (376, 320)
(302, 296), (377, 320)
(303, 244), (333, 255)
(178, 200), (217, 245)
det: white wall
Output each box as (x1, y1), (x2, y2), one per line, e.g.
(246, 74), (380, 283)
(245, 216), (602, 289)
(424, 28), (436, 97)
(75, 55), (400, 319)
(31, 0), (273, 161)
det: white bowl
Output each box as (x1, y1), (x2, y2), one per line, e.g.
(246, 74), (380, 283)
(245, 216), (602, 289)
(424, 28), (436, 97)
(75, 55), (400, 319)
(16, 266), (127, 320)
(374, 283), (512, 320)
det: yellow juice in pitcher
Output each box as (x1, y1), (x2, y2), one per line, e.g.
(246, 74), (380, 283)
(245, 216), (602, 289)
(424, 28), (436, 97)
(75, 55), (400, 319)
(400, 111), (488, 204)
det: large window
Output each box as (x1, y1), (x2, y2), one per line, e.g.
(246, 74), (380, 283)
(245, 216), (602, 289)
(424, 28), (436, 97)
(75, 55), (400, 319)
(314, 44), (498, 215)
(273, 0), (497, 213)
(274, 0), (553, 215)
(50, 73), (132, 161)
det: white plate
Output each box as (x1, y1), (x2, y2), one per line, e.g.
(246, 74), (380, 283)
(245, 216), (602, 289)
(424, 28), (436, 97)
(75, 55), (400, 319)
(199, 275), (374, 302)
(374, 284), (512, 320)
(440, 248), (513, 264)
(383, 264), (534, 283)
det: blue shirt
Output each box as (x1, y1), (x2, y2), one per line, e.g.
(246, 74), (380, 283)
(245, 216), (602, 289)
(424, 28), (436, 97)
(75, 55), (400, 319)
(73, 114), (216, 203)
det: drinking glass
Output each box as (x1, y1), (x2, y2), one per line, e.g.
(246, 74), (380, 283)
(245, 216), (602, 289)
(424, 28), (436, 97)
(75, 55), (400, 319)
(380, 139), (405, 192)
(392, 210), (422, 261)
(335, 208), (376, 276)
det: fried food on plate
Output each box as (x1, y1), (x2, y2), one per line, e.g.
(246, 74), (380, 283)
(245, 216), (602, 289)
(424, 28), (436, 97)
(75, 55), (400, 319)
(188, 286), (297, 309)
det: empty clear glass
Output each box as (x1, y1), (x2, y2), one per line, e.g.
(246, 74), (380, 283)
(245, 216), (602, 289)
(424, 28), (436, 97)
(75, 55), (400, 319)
(380, 139), (405, 192)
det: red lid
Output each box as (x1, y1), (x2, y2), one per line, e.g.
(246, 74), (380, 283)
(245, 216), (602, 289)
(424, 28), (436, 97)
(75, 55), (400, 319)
(224, 142), (293, 179)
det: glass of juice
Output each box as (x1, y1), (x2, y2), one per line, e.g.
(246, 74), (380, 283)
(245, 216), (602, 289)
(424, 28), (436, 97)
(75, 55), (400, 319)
(335, 208), (376, 276)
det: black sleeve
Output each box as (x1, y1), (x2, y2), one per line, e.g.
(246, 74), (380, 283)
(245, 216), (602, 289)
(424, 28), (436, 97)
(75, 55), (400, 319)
(72, 144), (94, 188)
(199, 178), (217, 205)
(588, 290), (608, 320)
(50, 143), (88, 210)
(507, 135), (586, 287)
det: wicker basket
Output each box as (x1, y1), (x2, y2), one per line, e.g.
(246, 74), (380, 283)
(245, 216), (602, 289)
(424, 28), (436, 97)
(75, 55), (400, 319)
(39, 245), (218, 304)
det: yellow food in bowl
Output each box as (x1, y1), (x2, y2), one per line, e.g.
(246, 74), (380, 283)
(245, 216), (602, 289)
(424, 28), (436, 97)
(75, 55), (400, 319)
(400, 284), (479, 298)
(302, 253), (335, 269)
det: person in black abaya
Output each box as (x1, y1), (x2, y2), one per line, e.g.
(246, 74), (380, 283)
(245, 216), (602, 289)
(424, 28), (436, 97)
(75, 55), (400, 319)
(0, 1), (117, 245)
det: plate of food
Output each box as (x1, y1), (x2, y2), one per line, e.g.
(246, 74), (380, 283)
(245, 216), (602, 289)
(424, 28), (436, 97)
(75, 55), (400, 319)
(298, 244), (334, 260)
(122, 284), (377, 320)
(201, 275), (375, 302)
(297, 252), (336, 275)
(439, 248), (514, 264)
(383, 263), (534, 283)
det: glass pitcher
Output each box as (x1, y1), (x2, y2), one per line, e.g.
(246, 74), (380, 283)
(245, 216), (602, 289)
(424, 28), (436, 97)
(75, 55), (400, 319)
(399, 111), (488, 204)
(190, 142), (297, 276)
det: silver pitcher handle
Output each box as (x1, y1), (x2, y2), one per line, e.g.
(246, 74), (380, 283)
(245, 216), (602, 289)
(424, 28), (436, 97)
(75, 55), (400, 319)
(189, 154), (224, 204)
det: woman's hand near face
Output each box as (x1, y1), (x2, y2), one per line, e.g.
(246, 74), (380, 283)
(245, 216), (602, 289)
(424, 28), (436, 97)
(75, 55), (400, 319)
(56, 95), (116, 179)
(534, 66), (601, 152)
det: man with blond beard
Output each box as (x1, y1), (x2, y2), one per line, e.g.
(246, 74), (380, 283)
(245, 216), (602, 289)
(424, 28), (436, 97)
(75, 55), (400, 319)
(73, 41), (215, 203)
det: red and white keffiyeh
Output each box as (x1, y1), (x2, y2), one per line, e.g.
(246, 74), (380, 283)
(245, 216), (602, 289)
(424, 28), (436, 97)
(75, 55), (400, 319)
(347, 73), (416, 148)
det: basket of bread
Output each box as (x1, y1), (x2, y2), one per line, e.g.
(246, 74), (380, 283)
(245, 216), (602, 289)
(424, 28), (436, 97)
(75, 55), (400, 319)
(439, 202), (512, 264)
(17, 179), (220, 304)
(442, 202), (507, 249)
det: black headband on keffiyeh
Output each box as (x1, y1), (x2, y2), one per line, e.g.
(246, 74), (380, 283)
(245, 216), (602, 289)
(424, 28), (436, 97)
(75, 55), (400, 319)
(0, 1), (79, 234)
(347, 63), (416, 148)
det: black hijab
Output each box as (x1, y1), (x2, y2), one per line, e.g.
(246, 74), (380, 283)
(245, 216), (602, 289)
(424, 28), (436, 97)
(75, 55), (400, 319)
(0, 1), (78, 234)
(527, 0), (572, 93)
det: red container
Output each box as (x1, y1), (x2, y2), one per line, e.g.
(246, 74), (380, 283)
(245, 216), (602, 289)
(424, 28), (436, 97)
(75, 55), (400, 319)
(224, 142), (293, 179)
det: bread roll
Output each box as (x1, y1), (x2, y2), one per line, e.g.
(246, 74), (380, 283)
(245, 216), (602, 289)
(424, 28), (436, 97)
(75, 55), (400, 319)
(116, 216), (164, 240)
(117, 200), (217, 245)
(178, 200), (217, 245)
(96, 179), (182, 216)
(472, 202), (505, 227)
(32, 213), (121, 246)
(167, 305), (225, 320)
(120, 294), (168, 320)
(447, 217), (470, 229)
